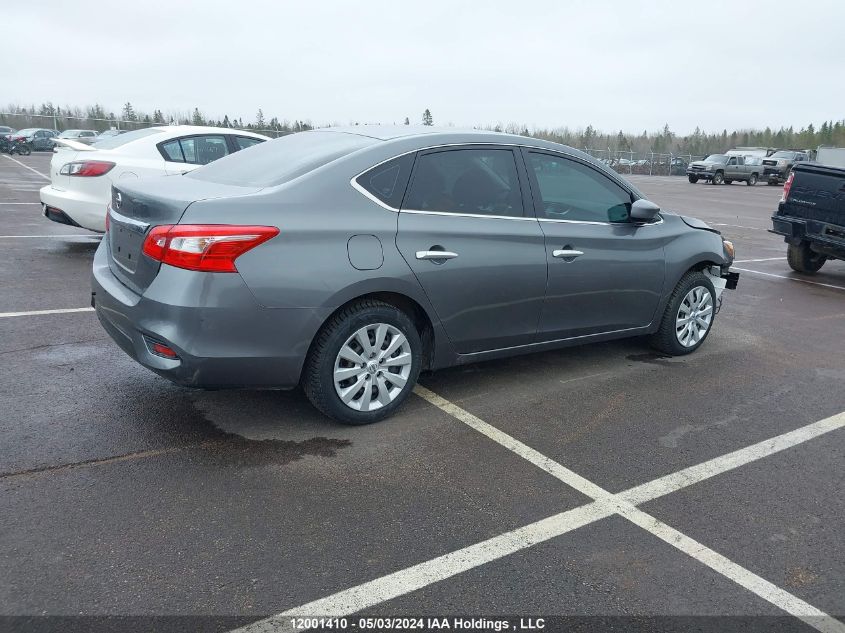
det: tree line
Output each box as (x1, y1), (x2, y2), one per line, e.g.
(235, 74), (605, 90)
(2, 101), (843, 154)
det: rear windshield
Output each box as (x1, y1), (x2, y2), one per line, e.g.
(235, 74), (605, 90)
(92, 127), (166, 149)
(187, 131), (378, 187)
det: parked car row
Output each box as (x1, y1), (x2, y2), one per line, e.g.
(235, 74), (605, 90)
(0, 127), (131, 154)
(686, 149), (813, 186)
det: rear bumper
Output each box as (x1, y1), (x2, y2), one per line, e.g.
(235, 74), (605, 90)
(91, 239), (328, 389)
(40, 184), (106, 232)
(771, 215), (845, 256)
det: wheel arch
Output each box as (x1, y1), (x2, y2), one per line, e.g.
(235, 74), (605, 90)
(308, 288), (443, 374)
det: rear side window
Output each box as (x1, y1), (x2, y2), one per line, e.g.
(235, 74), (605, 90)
(234, 136), (264, 150)
(160, 139), (184, 162)
(355, 153), (415, 209)
(187, 131), (377, 187)
(403, 148), (523, 217)
(528, 152), (632, 223)
(159, 135), (230, 165)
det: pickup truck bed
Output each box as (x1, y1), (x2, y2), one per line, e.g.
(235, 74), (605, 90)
(770, 163), (845, 273)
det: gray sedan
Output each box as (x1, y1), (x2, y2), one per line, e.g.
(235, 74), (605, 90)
(92, 127), (738, 424)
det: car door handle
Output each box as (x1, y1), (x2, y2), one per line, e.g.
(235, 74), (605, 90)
(552, 249), (584, 258)
(416, 250), (458, 260)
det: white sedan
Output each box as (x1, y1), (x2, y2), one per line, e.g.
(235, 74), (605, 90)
(40, 125), (268, 232)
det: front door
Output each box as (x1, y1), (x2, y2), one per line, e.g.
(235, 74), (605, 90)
(395, 146), (547, 354)
(522, 150), (668, 341)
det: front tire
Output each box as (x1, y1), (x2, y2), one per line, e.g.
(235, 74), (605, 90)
(787, 242), (826, 274)
(650, 271), (717, 355)
(302, 300), (422, 425)
(688, 175), (698, 183)
(712, 171), (724, 185)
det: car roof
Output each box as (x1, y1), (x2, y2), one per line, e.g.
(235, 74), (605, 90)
(313, 125), (603, 159)
(322, 124), (534, 144)
(142, 125), (270, 139)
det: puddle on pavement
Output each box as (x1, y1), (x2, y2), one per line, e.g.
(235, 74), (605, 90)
(625, 352), (675, 366)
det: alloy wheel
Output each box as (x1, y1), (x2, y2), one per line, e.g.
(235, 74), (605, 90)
(675, 286), (713, 347)
(333, 323), (413, 411)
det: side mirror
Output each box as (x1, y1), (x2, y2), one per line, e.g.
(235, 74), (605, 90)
(630, 198), (660, 222)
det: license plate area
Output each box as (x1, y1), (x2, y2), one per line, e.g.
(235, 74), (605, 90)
(109, 221), (146, 273)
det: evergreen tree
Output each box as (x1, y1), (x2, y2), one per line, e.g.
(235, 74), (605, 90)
(422, 108), (433, 126)
(404, 117), (410, 125)
(122, 102), (137, 121)
(153, 109), (165, 124)
(192, 108), (204, 125)
(255, 108), (265, 129)
(222, 115), (231, 128)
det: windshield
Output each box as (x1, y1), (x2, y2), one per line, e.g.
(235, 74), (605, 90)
(704, 154), (728, 163)
(770, 151), (798, 159)
(91, 127), (165, 149)
(187, 130), (378, 187)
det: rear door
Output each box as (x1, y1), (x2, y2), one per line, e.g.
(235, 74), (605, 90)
(523, 150), (667, 340)
(395, 146), (547, 354)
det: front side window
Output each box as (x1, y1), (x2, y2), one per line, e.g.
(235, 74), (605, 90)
(403, 148), (523, 217)
(528, 152), (632, 223)
(728, 157), (737, 166)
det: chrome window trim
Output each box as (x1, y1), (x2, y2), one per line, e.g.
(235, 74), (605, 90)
(402, 209), (537, 222)
(348, 141), (647, 227)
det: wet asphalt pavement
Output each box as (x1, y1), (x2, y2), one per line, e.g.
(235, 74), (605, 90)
(1, 153), (843, 632)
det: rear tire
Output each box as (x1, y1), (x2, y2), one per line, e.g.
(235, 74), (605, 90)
(747, 173), (758, 185)
(302, 299), (422, 425)
(688, 175), (698, 183)
(725, 179), (733, 185)
(712, 171), (724, 185)
(650, 271), (717, 356)
(787, 242), (826, 274)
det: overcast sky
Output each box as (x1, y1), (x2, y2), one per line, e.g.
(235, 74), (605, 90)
(3, 0), (843, 134)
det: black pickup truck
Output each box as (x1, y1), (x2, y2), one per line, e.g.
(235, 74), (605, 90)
(770, 163), (845, 273)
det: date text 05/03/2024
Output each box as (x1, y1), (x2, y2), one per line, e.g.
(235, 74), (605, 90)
(289, 617), (546, 631)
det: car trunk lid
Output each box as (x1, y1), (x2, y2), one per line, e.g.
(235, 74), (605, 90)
(107, 175), (262, 295)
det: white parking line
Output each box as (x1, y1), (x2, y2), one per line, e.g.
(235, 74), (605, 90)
(712, 222), (769, 231)
(732, 267), (845, 292)
(0, 307), (94, 318)
(236, 390), (845, 633)
(1, 154), (50, 180)
(733, 257), (784, 263)
(0, 202), (41, 205)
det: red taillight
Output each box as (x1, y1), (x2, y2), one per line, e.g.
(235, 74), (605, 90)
(141, 224), (279, 273)
(151, 342), (178, 359)
(781, 171), (795, 202)
(59, 160), (115, 177)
